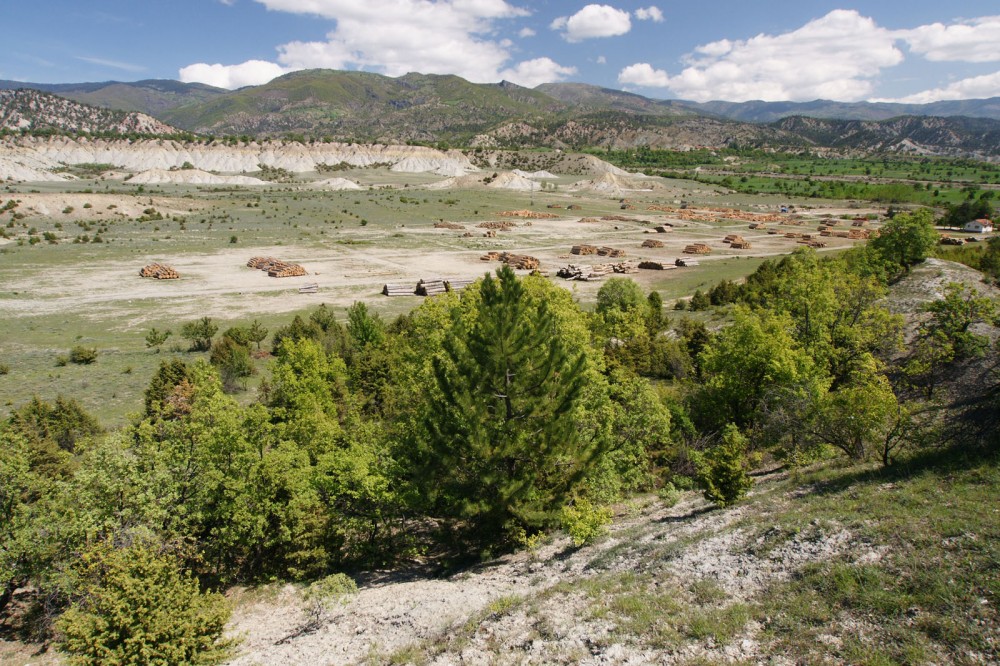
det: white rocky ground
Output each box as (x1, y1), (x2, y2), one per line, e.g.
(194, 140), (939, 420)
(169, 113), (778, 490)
(225, 474), (867, 666)
(125, 168), (267, 186)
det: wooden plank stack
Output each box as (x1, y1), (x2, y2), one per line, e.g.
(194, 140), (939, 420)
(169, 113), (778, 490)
(597, 246), (626, 258)
(683, 243), (711, 255)
(478, 221), (515, 230)
(140, 263), (180, 279)
(571, 244), (598, 255)
(613, 261), (639, 274)
(641, 239), (664, 248)
(501, 253), (540, 270)
(480, 251), (502, 261)
(730, 239), (753, 249)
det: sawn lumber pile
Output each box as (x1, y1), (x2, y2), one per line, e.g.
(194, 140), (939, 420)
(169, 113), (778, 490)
(139, 263), (179, 279)
(683, 243), (712, 255)
(641, 239), (664, 248)
(478, 220), (515, 230)
(571, 244), (598, 255)
(434, 221), (465, 230)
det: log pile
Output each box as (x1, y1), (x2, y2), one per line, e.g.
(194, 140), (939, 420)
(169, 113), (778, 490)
(383, 283), (415, 296)
(480, 251), (502, 261)
(641, 239), (664, 248)
(445, 278), (475, 292)
(247, 256), (307, 278)
(851, 218), (869, 227)
(723, 234), (744, 244)
(498, 210), (558, 219)
(434, 221), (465, 230)
(613, 261), (639, 274)
(567, 204), (582, 211)
(849, 228), (873, 240)
(478, 220), (515, 230)
(571, 244), (598, 255)
(546, 204), (564, 209)
(749, 222), (767, 229)
(602, 215), (639, 222)
(683, 243), (712, 254)
(140, 263), (180, 279)
(597, 246), (626, 258)
(578, 217), (602, 223)
(730, 239), (753, 249)
(416, 279), (448, 296)
(483, 230), (497, 238)
(675, 257), (700, 267)
(500, 253), (540, 270)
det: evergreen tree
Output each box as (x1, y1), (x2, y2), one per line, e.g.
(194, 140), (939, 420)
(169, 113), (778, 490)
(421, 266), (595, 548)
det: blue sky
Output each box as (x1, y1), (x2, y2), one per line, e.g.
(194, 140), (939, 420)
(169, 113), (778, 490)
(4, 1), (1000, 103)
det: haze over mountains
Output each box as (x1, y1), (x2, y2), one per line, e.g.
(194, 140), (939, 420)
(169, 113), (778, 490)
(3, 69), (1000, 158)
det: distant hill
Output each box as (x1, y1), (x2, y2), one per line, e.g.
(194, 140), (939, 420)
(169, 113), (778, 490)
(160, 69), (564, 143)
(0, 89), (181, 135)
(5, 70), (1000, 157)
(0, 79), (226, 115)
(689, 97), (1000, 123)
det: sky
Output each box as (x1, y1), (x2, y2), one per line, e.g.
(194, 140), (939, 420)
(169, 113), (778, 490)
(4, 1), (1000, 104)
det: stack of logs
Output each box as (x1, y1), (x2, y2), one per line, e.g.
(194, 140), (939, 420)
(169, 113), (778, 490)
(434, 221), (465, 230)
(557, 262), (638, 280)
(478, 221), (515, 231)
(571, 244), (598, 255)
(597, 246), (626, 258)
(247, 256), (307, 278)
(724, 234), (752, 249)
(480, 251), (540, 269)
(140, 263), (179, 279)
(641, 239), (664, 248)
(683, 243), (712, 254)
(498, 210), (558, 219)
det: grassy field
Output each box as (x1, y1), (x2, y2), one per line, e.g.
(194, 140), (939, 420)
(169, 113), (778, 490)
(1, 165), (885, 426)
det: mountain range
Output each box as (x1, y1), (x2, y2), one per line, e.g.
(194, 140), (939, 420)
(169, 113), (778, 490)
(3, 70), (1000, 158)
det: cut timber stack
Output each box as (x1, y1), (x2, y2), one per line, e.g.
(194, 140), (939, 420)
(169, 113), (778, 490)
(578, 217), (601, 224)
(571, 244), (598, 255)
(613, 262), (639, 274)
(675, 257), (700, 267)
(641, 239), (664, 248)
(500, 252), (540, 270)
(723, 234), (744, 244)
(416, 279), (448, 296)
(445, 278), (474, 292)
(597, 247), (626, 258)
(480, 251), (502, 261)
(498, 210), (558, 219)
(434, 221), (465, 230)
(730, 239), (753, 249)
(383, 283), (415, 297)
(140, 263), (180, 279)
(478, 221), (515, 230)
(683, 243), (711, 255)
(247, 256), (307, 278)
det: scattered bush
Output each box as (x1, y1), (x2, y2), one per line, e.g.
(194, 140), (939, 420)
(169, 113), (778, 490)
(68, 346), (98, 365)
(560, 499), (613, 546)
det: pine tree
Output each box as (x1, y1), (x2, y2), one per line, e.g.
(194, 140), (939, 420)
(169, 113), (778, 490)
(422, 266), (594, 548)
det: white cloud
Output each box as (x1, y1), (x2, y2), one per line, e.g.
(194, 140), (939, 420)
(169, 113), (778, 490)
(902, 16), (1000, 63)
(551, 4), (631, 42)
(619, 10), (904, 102)
(179, 60), (294, 89)
(518, 27), (535, 38)
(181, 0), (534, 87)
(618, 62), (669, 87)
(500, 57), (577, 88)
(596, 55), (607, 65)
(634, 6), (663, 23)
(882, 70), (1000, 103)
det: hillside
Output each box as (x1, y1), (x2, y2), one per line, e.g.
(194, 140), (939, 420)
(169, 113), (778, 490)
(0, 89), (180, 135)
(0, 79), (226, 115)
(161, 69), (563, 142)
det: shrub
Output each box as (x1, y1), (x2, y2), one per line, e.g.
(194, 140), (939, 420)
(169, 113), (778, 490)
(68, 346), (98, 365)
(694, 424), (753, 507)
(0, 363), (8, 375)
(560, 499), (613, 546)
(56, 541), (232, 666)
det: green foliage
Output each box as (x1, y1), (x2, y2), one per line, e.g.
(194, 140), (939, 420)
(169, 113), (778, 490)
(55, 541), (231, 666)
(867, 209), (938, 276)
(922, 282), (995, 359)
(346, 301), (385, 349)
(8, 395), (102, 454)
(69, 345), (98, 365)
(419, 266), (598, 547)
(143, 359), (191, 417)
(689, 289), (710, 311)
(144, 328), (171, 351)
(560, 499), (613, 546)
(596, 277), (646, 314)
(694, 424), (753, 507)
(180, 317), (218, 352)
(209, 336), (254, 390)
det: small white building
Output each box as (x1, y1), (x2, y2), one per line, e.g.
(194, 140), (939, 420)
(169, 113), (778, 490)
(964, 218), (994, 234)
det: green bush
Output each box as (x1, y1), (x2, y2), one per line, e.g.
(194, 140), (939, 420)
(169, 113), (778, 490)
(69, 346), (98, 365)
(56, 541), (232, 666)
(694, 424), (753, 507)
(560, 499), (613, 546)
